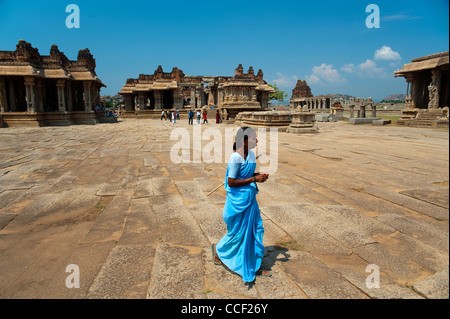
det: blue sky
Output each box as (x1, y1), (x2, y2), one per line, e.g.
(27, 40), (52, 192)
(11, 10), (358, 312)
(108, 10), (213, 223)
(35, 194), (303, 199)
(0, 0), (448, 101)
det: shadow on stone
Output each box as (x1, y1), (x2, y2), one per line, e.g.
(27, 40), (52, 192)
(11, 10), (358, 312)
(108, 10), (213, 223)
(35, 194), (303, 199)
(215, 245), (291, 290)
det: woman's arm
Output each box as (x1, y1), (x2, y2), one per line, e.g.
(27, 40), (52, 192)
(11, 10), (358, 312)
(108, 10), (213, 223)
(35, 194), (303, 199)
(228, 174), (268, 187)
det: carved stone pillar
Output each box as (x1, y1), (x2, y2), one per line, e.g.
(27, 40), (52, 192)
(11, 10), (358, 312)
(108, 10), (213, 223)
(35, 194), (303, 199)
(428, 69), (441, 109)
(35, 78), (44, 112)
(24, 76), (36, 113)
(174, 88), (184, 109)
(56, 79), (67, 112)
(154, 91), (163, 109)
(218, 89), (224, 108)
(200, 84), (204, 107)
(124, 94), (134, 111)
(83, 81), (92, 111)
(371, 104), (376, 117)
(137, 91), (146, 110)
(195, 92), (200, 108)
(360, 105), (366, 118)
(349, 105), (355, 118)
(405, 74), (415, 109)
(190, 88), (195, 109)
(0, 77), (7, 113)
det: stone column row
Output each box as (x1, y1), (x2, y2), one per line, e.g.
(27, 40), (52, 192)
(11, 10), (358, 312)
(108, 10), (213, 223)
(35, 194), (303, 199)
(0, 77), (97, 114)
(305, 98), (329, 110)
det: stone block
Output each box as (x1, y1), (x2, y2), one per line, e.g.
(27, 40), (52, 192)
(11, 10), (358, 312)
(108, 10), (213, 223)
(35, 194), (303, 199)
(328, 114), (338, 122)
(373, 119), (391, 125)
(349, 117), (381, 124)
(315, 114), (330, 122)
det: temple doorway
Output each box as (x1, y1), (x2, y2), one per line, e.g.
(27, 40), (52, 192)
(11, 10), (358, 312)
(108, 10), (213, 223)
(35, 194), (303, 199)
(163, 90), (173, 109)
(44, 79), (58, 112)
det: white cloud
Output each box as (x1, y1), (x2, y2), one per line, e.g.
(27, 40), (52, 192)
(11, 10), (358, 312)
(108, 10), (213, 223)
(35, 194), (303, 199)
(341, 63), (356, 73)
(374, 46), (402, 61)
(307, 63), (346, 84)
(357, 59), (387, 78)
(382, 13), (421, 22)
(305, 74), (321, 85)
(272, 72), (298, 89)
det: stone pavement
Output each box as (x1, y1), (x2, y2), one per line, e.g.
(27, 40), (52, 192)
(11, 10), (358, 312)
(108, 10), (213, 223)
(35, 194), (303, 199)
(0, 119), (448, 299)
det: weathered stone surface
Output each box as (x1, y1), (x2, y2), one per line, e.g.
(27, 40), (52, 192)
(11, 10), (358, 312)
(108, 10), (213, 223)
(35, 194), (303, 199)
(262, 203), (351, 255)
(400, 188), (449, 209)
(87, 245), (155, 299)
(279, 251), (368, 299)
(119, 198), (160, 245)
(147, 243), (205, 299)
(0, 119), (448, 299)
(152, 195), (208, 247)
(317, 254), (423, 299)
(412, 270), (449, 299)
(352, 243), (431, 286)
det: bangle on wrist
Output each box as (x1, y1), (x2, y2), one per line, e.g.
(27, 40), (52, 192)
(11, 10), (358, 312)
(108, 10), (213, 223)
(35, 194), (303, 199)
(253, 176), (256, 183)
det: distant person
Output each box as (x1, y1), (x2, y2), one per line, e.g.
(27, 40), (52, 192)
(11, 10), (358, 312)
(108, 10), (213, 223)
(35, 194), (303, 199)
(216, 110), (220, 124)
(161, 110), (166, 120)
(203, 110), (208, 124)
(172, 111), (176, 124)
(188, 110), (194, 125)
(176, 108), (180, 120)
(196, 110), (201, 124)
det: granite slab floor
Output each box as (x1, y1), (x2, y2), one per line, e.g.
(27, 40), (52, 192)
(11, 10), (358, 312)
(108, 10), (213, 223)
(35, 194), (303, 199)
(0, 119), (448, 299)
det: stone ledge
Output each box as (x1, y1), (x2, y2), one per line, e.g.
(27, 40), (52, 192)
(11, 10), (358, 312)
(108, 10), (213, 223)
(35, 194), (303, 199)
(349, 117), (381, 124)
(373, 119), (392, 125)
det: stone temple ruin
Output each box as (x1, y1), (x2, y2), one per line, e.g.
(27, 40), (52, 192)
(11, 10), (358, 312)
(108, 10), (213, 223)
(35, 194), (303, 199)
(0, 40), (106, 127)
(394, 51), (449, 128)
(289, 79), (332, 112)
(235, 79), (323, 133)
(118, 64), (275, 120)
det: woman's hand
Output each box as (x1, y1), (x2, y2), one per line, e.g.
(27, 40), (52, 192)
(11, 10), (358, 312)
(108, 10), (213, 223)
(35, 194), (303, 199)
(254, 174), (269, 183)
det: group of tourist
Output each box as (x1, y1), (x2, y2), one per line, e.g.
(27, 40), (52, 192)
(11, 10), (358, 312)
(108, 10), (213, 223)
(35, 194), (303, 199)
(94, 105), (119, 121)
(188, 109), (210, 125)
(160, 109), (223, 125)
(160, 109), (180, 124)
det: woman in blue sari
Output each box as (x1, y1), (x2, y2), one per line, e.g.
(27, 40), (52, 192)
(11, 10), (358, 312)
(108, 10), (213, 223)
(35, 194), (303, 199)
(212, 127), (270, 283)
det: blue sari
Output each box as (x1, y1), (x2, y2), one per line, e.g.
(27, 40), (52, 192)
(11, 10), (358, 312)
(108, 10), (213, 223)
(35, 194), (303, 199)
(216, 150), (265, 283)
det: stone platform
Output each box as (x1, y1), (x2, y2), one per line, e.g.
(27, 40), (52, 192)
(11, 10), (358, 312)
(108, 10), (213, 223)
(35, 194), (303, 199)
(0, 120), (448, 299)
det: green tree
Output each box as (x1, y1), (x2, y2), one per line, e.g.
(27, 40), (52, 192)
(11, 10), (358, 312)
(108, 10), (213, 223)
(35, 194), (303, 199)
(268, 84), (288, 102)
